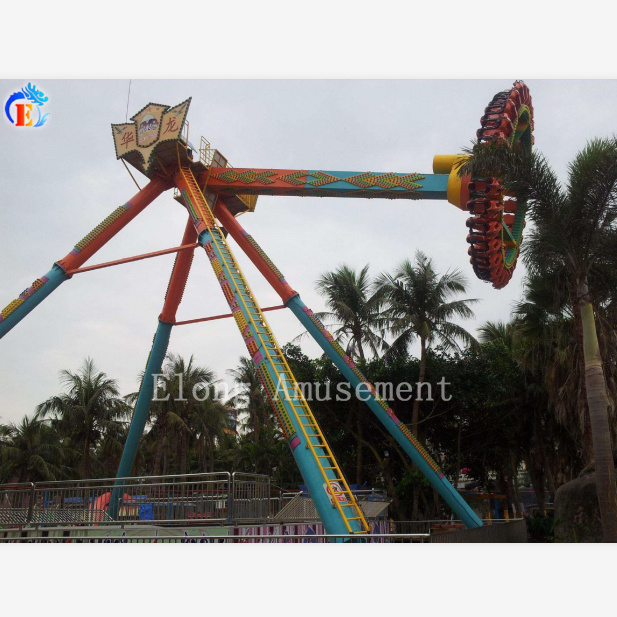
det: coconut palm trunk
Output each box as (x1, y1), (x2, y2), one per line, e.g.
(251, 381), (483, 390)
(82, 432), (91, 479)
(179, 429), (188, 476)
(411, 337), (426, 520)
(571, 296), (594, 461)
(412, 336), (427, 438)
(523, 450), (546, 517)
(355, 333), (365, 486)
(454, 422), (462, 493)
(207, 433), (215, 473)
(579, 284), (617, 542)
(152, 425), (165, 476)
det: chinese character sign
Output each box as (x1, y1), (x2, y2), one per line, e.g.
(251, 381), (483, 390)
(111, 99), (191, 174)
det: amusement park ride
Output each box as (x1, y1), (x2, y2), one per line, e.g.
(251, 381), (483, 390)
(0, 81), (534, 536)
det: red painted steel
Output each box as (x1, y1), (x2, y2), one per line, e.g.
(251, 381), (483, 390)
(57, 177), (171, 273)
(213, 200), (298, 302)
(174, 304), (286, 326)
(160, 217), (199, 323)
(198, 168), (307, 196)
(65, 242), (199, 275)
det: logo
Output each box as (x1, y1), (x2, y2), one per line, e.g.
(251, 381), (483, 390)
(138, 113), (159, 145)
(4, 83), (50, 127)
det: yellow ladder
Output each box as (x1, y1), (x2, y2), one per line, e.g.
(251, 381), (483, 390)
(178, 166), (369, 534)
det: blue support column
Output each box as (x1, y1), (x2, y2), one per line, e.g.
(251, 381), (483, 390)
(108, 320), (172, 519)
(286, 295), (483, 529)
(195, 230), (361, 537)
(0, 264), (69, 340)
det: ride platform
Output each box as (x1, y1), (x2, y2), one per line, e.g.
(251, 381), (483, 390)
(112, 98), (256, 216)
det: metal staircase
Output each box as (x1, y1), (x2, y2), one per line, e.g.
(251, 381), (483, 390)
(175, 165), (369, 535)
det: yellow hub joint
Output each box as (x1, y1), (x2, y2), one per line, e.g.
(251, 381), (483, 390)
(433, 154), (470, 210)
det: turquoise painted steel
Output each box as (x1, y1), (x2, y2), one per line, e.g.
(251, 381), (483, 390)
(286, 295), (483, 529)
(206, 169), (449, 200)
(109, 319), (173, 519)
(0, 264), (69, 340)
(195, 228), (360, 536)
(303, 171), (448, 199)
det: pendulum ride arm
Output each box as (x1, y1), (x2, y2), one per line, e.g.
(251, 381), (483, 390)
(108, 216), (197, 519)
(201, 168), (450, 201)
(0, 177), (170, 341)
(175, 165), (369, 536)
(204, 81), (533, 292)
(213, 199), (483, 529)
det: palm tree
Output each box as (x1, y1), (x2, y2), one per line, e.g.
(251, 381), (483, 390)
(224, 426), (291, 479)
(189, 395), (230, 473)
(375, 253), (477, 521)
(94, 417), (130, 479)
(375, 251), (478, 436)
(36, 358), (129, 479)
(312, 264), (388, 485)
(146, 354), (217, 476)
(0, 415), (66, 483)
(513, 273), (591, 461)
(461, 137), (617, 541)
(478, 320), (518, 348)
(227, 356), (271, 447)
(314, 264), (386, 361)
(478, 309), (566, 514)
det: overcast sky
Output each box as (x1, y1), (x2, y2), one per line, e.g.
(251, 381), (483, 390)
(1, 79), (616, 424)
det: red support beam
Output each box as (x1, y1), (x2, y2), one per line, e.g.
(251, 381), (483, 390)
(65, 243), (199, 275)
(174, 304), (286, 326)
(159, 217), (198, 324)
(213, 200), (298, 302)
(57, 177), (171, 273)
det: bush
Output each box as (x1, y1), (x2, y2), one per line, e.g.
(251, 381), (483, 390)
(526, 514), (554, 542)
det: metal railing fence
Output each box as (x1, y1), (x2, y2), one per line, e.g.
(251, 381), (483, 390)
(0, 520), (528, 543)
(429, 519), (527, 543)
(0, 531), (430, 543)
(230, 473), (270, 523)
(269, 491), (302, 518)
(271, 488), (390, 523)
(0, 472), (273, 528)
(33, 473), (231, 526)
(0, 483), (35, 526)
(1, 476), (527, 542)
(394, 518), (519, 535)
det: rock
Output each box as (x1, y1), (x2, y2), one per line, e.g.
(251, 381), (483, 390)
(554, 473), (603, 542)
